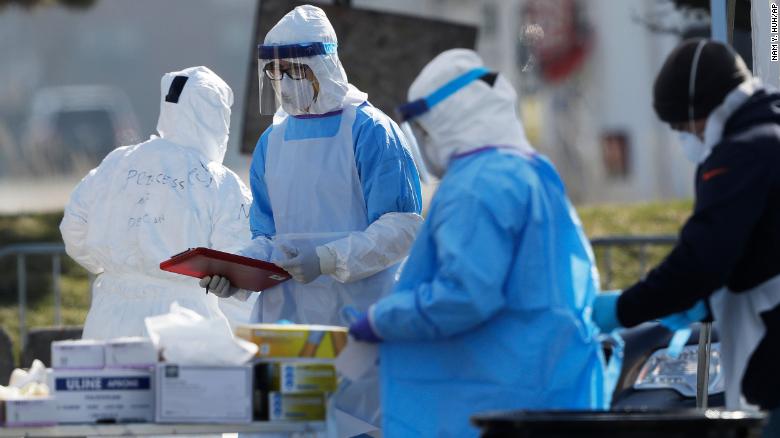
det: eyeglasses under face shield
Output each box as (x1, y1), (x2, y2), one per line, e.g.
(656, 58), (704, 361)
(257, 42), (337, 115)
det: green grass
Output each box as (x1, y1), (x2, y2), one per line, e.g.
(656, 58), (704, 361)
(0, 200), (694, 362)
(0, 211), (91, 362)
(578, 199), (693, 237)
(579, 199), (693, 290)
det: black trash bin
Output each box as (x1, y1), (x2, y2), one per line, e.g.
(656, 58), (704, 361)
(472, 409), (766, 438)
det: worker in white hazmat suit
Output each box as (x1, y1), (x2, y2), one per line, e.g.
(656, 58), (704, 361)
(60, 66), (253, 339)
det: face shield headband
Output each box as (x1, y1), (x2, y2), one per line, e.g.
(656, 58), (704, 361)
(396, 67), (490, 123)
(258, 42), (338, 60)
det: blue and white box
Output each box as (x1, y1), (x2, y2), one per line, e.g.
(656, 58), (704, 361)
(47, 368), (154, 423)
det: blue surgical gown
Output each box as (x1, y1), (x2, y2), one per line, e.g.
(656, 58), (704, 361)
(249, 103), (422, 238)
(371, 148), (607, 437)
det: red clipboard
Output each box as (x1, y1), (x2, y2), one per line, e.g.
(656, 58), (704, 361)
(159, 247), (290, 291)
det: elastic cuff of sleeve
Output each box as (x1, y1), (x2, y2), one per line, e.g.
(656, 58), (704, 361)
(233, 290), (252, 302)
(367, 304), (382, 340)
(316, 245), (338, 275)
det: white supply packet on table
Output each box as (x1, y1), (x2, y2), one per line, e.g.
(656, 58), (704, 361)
(51, 339), (105, 369)
(105, 337), (158, 368)
(1, 360), (56, 427)
(7, 359), (49, 397)
(144, 302), (258, 365)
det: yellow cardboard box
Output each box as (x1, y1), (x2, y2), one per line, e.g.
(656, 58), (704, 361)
(236, 324), (348, 359)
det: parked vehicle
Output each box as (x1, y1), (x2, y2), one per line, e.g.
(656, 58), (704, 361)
(611, 322), (724, 409)
(21, 85), (140, 176)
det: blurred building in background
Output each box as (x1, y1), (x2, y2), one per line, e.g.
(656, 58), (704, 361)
(365, 0), (707, 203)
(0, 0), (752, 212)
(0, 0), (256, 212)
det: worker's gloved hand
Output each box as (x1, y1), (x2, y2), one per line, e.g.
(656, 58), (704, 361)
(199, 275), (239, 298)
(349, 315), (382, 343)
(592, 290), (623, 333)
(273, 242), (322, 284)
(659, 300), (709, 331)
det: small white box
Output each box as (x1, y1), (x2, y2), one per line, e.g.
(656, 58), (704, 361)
(48, 368), (154, 423)
(2, 398), (57, 427)
(155, 364), (252, 424)
(51, 340), (105, 369)
(105, 337), (158, 368)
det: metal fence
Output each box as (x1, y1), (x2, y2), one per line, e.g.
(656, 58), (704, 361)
(1, 235), (679, 352)
(0, 242), (93, 351)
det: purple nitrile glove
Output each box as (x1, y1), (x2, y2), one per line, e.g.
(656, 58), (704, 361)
(349, 315), (382, 343)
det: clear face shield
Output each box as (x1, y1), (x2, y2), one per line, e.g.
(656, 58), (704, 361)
(399, 120), (437, 183)
(257, 42), (336, 116)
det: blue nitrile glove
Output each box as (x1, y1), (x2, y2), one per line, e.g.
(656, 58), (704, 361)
(659, 299), (709, 331)
(349, 316), (382, 343)
(592, 290), (623, 333)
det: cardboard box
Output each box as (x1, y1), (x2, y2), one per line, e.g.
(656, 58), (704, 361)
(51, 340), (105, 369)
(1, 398), (57, 427)
(236, 324), (348, 359)
(258, 362), (337, 394)
(155, 364), (252, 424)
(105, 337), (158, 368)
(268, 392), (326, 421)
(48, 368), (154, 423)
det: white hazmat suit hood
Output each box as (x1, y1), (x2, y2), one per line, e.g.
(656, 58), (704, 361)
(407, 49), (534, 176)
(259, 4), (366, 115)
(156, 66), (233, 163)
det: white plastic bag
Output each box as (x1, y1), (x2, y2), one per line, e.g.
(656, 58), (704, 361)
(1, 359), (50, 399)
(144, 302), (257, 365)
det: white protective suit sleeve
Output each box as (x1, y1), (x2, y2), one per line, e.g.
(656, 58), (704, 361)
(60, 168), (103, 274)
(210, 171), (253, 254)
(238, 236), (275, 261)
(319, 212), (423, 283)
(210, 170), (255, 302)
(233, 235), (274, 300)
(60, 148), (125, 275)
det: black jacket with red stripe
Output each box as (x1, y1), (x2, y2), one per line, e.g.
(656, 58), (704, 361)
(617, 89), (780, 409)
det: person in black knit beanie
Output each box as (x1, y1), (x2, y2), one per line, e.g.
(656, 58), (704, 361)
(593, 38), (780, 438)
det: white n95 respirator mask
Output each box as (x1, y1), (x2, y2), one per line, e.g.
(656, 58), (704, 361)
(277, 77), (315, 115)
(677, 131), (707, 164)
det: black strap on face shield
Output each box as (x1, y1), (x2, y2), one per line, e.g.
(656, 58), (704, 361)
(479, 72), (498, 87)
(165, 75), (189, 103)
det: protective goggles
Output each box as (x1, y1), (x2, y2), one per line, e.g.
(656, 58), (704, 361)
(256, 42), (338, 116)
